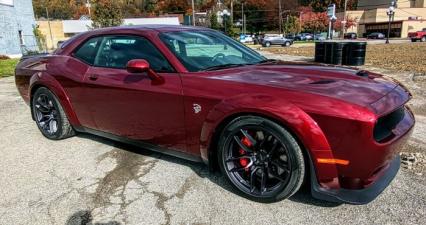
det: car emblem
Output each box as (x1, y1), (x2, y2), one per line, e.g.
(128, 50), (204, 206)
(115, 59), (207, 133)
(193, 104), (202, 114)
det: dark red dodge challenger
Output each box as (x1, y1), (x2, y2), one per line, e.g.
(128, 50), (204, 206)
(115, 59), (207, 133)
(15, 25), (415, 204)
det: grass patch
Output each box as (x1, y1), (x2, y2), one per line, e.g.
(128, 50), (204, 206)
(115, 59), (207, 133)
(0, 59), (19, 78)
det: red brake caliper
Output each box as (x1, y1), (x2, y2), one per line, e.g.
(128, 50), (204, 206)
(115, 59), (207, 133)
(239, 136), (252, 171)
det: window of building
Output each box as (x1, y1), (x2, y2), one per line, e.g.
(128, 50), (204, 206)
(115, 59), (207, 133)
(18, 30), (24, 45)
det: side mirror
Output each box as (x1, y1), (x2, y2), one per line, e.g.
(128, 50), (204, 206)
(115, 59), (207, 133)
(126, 59), (164, 85)
(126, 59), (150, 73)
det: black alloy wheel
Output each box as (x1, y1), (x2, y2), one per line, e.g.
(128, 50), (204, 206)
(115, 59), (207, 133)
(218, 116), (305, 202)
(34, 93), (59, 135)
(32, 87), (75, 140)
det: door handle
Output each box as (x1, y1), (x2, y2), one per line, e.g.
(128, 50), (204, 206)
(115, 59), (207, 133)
(88, 74), (98, 81)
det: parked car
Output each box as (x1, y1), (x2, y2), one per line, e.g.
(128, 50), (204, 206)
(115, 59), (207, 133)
(262, 35), (293, 47)
(314, 33), (326, 41)
(285, 34), (296, 40)
(344, 32), (358, 39)
(367, 32), (385, 39)
(15, 25), (414, 204)
(408, 28), (426, 42)
(294, 33), (314, 41)
(239, 35), (253, 44)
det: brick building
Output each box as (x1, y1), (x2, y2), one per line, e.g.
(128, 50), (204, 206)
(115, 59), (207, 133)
(0, 0), (37, 57)
(337, 0), (426, 38)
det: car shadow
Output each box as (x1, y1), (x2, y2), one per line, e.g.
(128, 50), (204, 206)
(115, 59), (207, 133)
(76, 133), (341, 208)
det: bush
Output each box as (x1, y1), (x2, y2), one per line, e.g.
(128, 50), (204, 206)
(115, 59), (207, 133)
(0, 55), (10, 60)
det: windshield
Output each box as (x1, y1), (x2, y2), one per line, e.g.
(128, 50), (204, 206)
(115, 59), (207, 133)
(159, 30), (266, 72)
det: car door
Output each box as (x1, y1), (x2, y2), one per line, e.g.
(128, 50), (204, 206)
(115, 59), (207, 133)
(82, 35), (187, 152)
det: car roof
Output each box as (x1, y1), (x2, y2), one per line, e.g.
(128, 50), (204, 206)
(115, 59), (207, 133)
(92, 25), (211, 34)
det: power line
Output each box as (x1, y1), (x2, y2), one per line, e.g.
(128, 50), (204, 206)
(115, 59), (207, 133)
(398, 8), (425, 18)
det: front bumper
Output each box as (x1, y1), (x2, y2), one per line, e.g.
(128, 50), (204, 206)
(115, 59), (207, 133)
(310, 155), (400, 205)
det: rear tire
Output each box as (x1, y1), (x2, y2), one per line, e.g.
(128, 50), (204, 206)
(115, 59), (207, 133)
(265, 42), (271, 47)
(421, 36), (426, 42)
(218, 116), (305, 202)
(411, 39), (417, 42)
(32, 87), (75, 140)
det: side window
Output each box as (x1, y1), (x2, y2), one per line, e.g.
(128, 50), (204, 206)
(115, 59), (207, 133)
(93, 36), (174, 73)
(73, 37), (102, 65)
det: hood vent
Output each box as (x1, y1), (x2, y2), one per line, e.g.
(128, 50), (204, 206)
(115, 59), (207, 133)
(356, 70), (369, 77)
(310, 79), (336, 85)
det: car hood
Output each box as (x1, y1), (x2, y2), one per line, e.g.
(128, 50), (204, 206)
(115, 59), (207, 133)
(208, 62), (398, 107)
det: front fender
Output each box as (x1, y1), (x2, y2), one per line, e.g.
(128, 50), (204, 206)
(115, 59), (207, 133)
(29, 72), (81, 127)
(200, 94), (340, 188)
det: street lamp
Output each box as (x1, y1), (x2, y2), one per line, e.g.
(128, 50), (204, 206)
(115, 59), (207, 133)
(386, 2), (396, 44)
(219, 9), (231, 34)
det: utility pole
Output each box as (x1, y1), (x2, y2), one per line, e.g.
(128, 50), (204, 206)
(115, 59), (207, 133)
(45, 7), (54, 50)
(241, 2), (245, 34)
(278, 0), (283, 35)
(191, 0), (195, 26)
(342, 0), (348, 38)
(231, 0), (234, 25)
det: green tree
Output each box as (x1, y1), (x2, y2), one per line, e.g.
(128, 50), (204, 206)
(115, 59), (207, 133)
(33, 25), (46, 52)
(210, 13), (220, 30)
(91, 0), (124, 28)
(223, 15), (234, 36)
(283, 15), (300, 34)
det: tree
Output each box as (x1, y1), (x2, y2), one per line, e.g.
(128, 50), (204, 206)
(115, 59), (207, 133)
(301, 0), (359, 12)
(210, 13), (220, 30)
(33, 0), (76, 19)
(33, 25), (46, 52)
(91, 0), (124, 28)
(283, 15), (300, 34)
(300, 7), (328, 33)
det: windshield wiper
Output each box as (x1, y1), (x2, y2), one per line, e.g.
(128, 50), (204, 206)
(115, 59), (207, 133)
(202, 63), (249, 71)
(258, 59), (279, 64)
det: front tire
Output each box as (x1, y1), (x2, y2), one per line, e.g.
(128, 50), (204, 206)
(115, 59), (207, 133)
(264, 42), (271, 47)
(32, 87), (75, 140)
(218, 116), (305, 202)
(421, 36), (426, 42)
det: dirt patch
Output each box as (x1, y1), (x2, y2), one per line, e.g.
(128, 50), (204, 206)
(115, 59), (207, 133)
(262, 42), (426, 74)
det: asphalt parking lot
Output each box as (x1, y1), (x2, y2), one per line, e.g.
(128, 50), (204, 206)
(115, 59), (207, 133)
(1, 58), (425, 224)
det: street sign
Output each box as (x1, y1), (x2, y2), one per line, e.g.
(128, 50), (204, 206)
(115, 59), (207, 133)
(327, 4), (336, 18)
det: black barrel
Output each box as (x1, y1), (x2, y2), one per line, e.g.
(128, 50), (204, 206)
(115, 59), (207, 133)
(315, 42), (326, 63)
(346, 42), (367, 66)
(314, 41), (367, 66)
(324, 42), (334, 64)
(331, 42), (345, 65)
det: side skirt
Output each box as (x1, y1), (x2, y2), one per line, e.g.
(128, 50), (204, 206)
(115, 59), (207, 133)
(74, 126), (204, 163)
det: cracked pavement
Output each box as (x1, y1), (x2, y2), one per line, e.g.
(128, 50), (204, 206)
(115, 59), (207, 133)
(1, 62), (426, 224)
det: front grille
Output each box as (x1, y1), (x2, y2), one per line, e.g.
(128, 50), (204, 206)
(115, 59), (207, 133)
(373, 107), (405, 143)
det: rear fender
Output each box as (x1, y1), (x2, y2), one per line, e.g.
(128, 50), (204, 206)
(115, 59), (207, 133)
(29, 72), (81, 127)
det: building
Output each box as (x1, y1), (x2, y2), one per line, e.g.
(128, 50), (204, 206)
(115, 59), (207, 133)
(0, 0), (37, 57)
(37, 17), (181, 49)
(338, 0), (426, 38)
